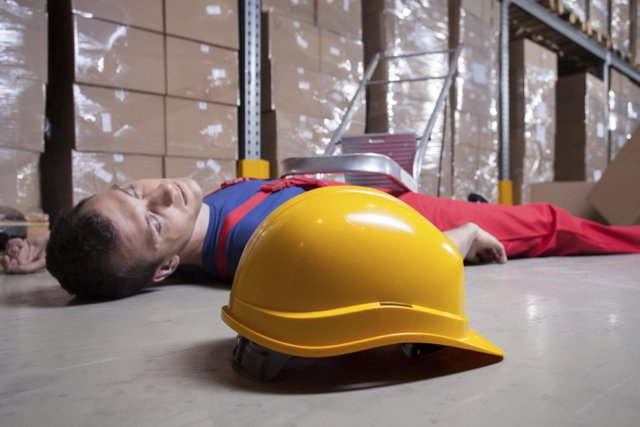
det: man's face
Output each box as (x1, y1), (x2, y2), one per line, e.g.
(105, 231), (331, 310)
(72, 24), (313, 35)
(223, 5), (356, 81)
(84, 178), (203, 263)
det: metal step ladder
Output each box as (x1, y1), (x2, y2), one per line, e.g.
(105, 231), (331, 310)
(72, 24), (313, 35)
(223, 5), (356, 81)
(281, 45), (463, 193)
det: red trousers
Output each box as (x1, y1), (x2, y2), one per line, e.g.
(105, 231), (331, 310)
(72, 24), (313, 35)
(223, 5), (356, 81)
(395, 192), (640, 258)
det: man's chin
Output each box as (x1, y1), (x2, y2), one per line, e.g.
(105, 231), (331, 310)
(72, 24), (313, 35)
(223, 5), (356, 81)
(182, 178), (203, 199)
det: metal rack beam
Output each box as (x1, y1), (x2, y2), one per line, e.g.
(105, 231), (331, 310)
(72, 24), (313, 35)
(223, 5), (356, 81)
(510, 0), (640, 83)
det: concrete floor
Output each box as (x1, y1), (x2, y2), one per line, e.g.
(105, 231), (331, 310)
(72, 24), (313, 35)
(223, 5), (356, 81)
(1, 255), (639, 427)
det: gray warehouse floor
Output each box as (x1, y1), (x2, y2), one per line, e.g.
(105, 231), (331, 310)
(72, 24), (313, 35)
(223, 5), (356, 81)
(1, 255), (639, 427)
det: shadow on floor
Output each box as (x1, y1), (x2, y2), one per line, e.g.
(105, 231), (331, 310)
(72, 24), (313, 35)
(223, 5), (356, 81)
(176, 338), (503, 395)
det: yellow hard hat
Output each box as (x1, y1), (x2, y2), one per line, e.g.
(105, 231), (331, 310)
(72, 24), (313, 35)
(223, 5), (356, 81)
(221, 186), (504, 379)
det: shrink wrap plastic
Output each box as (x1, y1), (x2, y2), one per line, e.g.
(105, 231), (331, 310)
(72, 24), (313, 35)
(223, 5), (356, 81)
(509, 39), (557, 205)
(0, 148), (40, 214)
(364, 0), (451, 196)
(556, 73), (607, 182)
(71, 151), (162, 205)
(609, 70), (640, 160)
(610, 0), (630, 56)
(587, 0), (608, 38)
(450, 0), (500, 202)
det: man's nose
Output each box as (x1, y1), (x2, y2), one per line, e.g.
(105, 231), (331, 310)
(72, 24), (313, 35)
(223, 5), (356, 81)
(148, 181), (175, 208)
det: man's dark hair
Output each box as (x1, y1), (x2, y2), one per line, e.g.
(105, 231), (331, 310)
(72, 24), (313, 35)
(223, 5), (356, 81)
(46, 198), (162, 300)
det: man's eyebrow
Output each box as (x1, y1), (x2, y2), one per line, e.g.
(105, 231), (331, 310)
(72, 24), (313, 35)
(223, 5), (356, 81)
(111, 184), (130, 196)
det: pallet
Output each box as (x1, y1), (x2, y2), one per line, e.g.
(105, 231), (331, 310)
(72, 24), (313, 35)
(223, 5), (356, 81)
(539, 0), (585, 30)
(611, 48), (632, 64)
(0, 213), (49, 239)
(583, 22), (611, 49)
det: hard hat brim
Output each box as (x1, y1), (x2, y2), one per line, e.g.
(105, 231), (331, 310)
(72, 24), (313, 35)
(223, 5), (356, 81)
(222, 305), (505, 358)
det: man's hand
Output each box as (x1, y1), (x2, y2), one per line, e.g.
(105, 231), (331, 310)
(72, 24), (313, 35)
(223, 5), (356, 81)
(1, 232), (49, 274)
(443, 223), (507, 265)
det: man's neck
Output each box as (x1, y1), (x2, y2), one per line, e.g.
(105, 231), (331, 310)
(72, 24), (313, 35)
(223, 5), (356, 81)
(178, 204), (210, 266)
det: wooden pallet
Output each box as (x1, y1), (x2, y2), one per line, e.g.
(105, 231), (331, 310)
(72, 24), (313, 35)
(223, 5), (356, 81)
(611, 48), (632, 64)
(0, 213), (49, 239)
(583, 22), (612, 49)
(539, 0), (585, 30)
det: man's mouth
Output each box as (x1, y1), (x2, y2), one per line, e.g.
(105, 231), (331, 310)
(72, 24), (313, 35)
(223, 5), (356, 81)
(173, 181), (187, 205)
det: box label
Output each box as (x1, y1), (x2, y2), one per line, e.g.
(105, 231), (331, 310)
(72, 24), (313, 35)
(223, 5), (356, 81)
(101, 113), (113, 133)
(206, 5), (222, 15)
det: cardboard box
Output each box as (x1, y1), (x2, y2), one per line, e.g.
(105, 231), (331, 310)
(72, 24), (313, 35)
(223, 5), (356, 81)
(555, 73), (607, 182)
(589, 129), (640, 225)
(262, 110), (329, 177)
(261, 0), (315, 23)
(166, 36), (239, 105)
(71, 151), (163, 204)
(319, 29), (364, 82)
(608, 69), (640, 160)
(317, 0), (362, 39)
(0, 147), (41, 213)
(73, 84), (165, 155)
(165, 97), (238, 159)
(587, 0), (608, 37)
(261, 110), (364, 177)
(262, 11), (320, 71)
(165, 0), (239, 49)
(609, 0), (630, 55)
(262, 61), (331, 117)
(632, 0), (640, 66)
(73, 15), (165, 93)
(164, 156), (236, 194)
(530, 181), (605, 222)
(0, 2), (48, 82)
(0, 70), (46, 152)
(71, 0), (163, 31)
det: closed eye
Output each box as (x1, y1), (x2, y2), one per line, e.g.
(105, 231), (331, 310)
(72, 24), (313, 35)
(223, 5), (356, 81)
(149, 212), (162, 234)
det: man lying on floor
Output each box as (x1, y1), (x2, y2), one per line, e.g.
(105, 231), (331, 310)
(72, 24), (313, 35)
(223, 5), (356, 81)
(2, 177), (640, 300)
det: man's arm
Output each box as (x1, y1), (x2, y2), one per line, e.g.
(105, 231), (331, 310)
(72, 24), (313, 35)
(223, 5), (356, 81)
(1, 231), (50, 274)
(443, 223), (507, 264)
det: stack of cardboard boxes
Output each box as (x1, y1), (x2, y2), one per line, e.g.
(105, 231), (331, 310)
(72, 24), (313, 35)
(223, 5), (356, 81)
(553, 0), (587, 23)
(610, 0), (631, 57)
(43, 0), (239, 217)
(555, 72), (607, 182)
(261, 0), (365, 178)
(163, 0), (239, 192)
(587, 0), (609, 39)
(633, 0), (640, 67)
(0, 0), (47, 214)
(509, 38), (558, 205)
(609, 69), (640, 161)
(363, 0), (452, 196)
(449, 0), (500, 202)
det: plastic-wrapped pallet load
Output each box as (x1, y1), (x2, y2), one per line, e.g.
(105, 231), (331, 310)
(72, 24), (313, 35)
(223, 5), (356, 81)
(164, 157), (236, 195)
(363, 0), (452, 196)
(555, 73), (607, 182)
(261, 2), (365, 178)
(43, 1), (166, 219)
(610, 0), (631, 57)
(633, 0), (640, 67)
(450, 0), (500, 203)
(556, 0), (587, 23)
(44, 1), (241, 217)
(509, 39), (558, 205)
(608, 69), (640, 161)
(163, 0), (240, 191)
(587, 0), (609, 40)
(0, 0), (47, 214)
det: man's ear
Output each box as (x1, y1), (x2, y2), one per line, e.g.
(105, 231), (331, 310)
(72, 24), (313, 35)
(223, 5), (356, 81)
(152, 255), (180, 283)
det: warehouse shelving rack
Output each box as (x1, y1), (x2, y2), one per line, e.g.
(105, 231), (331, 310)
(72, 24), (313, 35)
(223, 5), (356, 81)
(498, 0), (640, 203)
(239, 0), (640, 199)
